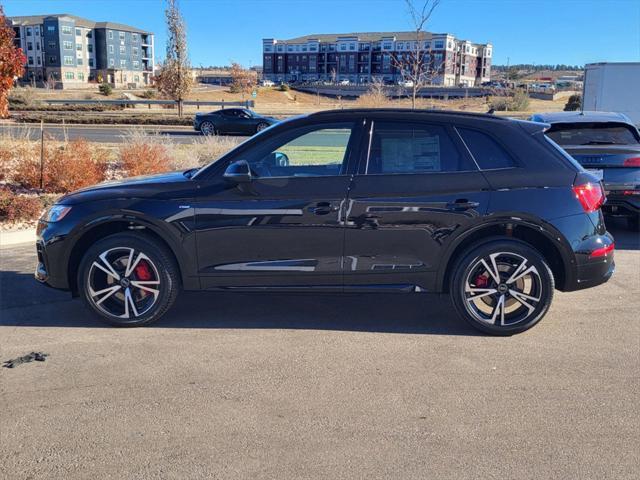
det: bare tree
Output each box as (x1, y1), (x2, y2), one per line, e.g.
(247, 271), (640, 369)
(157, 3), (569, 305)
(392, 0), (441, 109)
(154, 0), (192, 116)
(357, 76), (389, 107)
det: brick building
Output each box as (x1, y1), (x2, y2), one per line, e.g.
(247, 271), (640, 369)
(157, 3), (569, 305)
(262, 31), (492, 86)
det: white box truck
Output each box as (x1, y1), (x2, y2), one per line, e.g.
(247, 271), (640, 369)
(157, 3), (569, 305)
(583, 62), (640, 125)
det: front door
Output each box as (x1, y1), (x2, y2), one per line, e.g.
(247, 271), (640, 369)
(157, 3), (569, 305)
(194, 121), (362, 290)
(343, 118), (491, 292)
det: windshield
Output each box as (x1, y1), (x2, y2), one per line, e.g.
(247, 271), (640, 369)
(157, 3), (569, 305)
(546, 122), (640, 146)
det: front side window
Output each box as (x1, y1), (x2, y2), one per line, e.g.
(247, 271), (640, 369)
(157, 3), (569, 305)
(244, 123), (354, 178)
(457, 128), (516, 170)
(367, 121), (474, 174)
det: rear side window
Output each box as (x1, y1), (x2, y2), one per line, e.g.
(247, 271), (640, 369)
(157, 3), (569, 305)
(367, 121), (475, 174)
(457, 128), (516, 170)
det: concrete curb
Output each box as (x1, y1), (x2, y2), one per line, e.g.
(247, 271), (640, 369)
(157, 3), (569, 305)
(0, 228), (36, 247)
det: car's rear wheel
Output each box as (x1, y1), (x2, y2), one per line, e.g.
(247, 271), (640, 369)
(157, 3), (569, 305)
(200, 121), (216, 135)
(78, 233), (180, 327)
(451, 239), (554, 335)
(256, 122), (269, 133)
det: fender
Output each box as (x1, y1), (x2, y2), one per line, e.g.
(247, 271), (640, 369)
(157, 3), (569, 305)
(435, 213), (577, 291)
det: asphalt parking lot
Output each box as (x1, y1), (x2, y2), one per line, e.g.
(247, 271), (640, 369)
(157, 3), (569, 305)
(1, 219), (639, 479)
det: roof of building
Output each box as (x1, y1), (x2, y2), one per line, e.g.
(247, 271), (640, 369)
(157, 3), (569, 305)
(530, 111), (634, 124)
(8, 14), (151, 34)
(267, 31), (488, 46)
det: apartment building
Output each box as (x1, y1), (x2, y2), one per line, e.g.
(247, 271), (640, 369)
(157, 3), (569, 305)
(262, 31), (492, 87)
(8, 14), (154, 88)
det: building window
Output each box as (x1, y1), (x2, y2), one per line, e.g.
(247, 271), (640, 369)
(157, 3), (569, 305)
(36, 42), (40, 50)
(64, 56), (74, 65)
(35, 27), (40, 36)
(78, 72), (85, 80)
(120, 59), (126, 67)
(108, 30), (113, 39)
(435, 41), (444, 49)
(132, 33), (138, 42)
(27, 41), (33, 50)
(37, 57), (41, 65)
(133, 60), (140, 68)
(62, 25), (73, 35)
(48, 41), (56, 49)
(89, 58), (94, 67)
(28, 56), (33, 65)
(132, 47), (138, 56)
(76, 43), (82, 51)
(88, 44), (93, 53)
(65, 72), (74, 80)
(76, 28), (81, 36)
(108, 45), (114, 54)
(134, 75), (139, 82)
(119, 31), (125, 40)
(77, 58), (83, 65)
(109, 58), (114, 66)
(47, 25), (55, 33)
(87, 31), (92, 38)
(63, 41), (73, 50)
(119, 45), (126, 54)
(26, 27), (32, 36)
(340, 44), (346, 51)
(48, 55), (57, 63)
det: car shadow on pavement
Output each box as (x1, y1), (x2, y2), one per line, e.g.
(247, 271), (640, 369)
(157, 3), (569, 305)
(0, 271), (479, 336)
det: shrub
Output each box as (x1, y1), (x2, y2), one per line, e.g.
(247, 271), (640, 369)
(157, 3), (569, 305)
(13, 139), (108, 193)
(489, 89), (530, 112)
(99, 82), (113, 96)
(119, 142), (171, 177)
(564, 94), (582, 111)
(8, 86), (41, 109)
(0, 188), (44, 222)
(279, 83), (290, 91)
(139, 89), (157, 99)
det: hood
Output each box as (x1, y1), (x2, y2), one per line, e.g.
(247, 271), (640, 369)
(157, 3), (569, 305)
(58, 170), (194, 205)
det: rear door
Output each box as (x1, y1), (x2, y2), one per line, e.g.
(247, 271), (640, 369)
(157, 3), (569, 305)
(343, 117), (490, 292)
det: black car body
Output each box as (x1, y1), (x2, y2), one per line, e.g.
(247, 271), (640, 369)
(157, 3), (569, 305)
(193, 108), (277, 135)
(36, 109), (614, 334)
(531, 111), (640, 230)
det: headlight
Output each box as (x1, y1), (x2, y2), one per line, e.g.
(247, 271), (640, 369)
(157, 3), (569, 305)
(42, 205), (72, 222)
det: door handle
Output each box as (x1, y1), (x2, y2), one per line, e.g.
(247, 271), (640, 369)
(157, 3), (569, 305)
(446, 199), (480, 211)
(308, 202), (338, 215)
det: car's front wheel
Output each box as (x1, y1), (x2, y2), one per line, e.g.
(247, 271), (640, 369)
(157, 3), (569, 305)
(450, 239), (554, 335)
(78, 233), (180, 327)
(200, 121), (216, 135)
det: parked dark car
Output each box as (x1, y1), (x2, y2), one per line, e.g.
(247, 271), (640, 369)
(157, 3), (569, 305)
(530, 111), (640, 230)
(193, 108), (277, 135)
(36, 109), (614, 335)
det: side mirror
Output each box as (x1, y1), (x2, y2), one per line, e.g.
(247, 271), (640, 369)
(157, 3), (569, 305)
(223, 160), (252, 183)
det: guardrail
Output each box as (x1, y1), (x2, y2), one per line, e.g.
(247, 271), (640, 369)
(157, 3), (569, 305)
(41, 99), (255, 109)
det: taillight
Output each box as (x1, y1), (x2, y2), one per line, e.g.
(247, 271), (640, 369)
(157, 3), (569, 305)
(623, 157), (640, 167)
(573, 182), (605, 213)
(589, 242), (614, 258)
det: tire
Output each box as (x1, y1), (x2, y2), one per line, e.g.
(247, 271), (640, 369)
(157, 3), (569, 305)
(256, 122), (269, 133)
(627, 215), (640, 232)
(200, 121), (216, 136)
(77, 233), (180, 327)
(450, 238), (555, 335)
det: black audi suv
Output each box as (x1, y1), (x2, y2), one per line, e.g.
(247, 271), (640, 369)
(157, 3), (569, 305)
(530, 111), (640, 231)
(36, 109), (614, 335)
(193, 108), (277, 136)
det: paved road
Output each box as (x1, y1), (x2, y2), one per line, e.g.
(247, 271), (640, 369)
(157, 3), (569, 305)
(0, 123), (244, 144)
(1, 220), (638, 479)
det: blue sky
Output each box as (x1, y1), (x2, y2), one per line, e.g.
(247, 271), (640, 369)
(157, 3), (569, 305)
(4, 0), (640, 66)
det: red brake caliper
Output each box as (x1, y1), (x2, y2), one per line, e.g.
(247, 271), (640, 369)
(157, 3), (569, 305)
(475, 274), (489, 288)
(134, 260), (153, 281)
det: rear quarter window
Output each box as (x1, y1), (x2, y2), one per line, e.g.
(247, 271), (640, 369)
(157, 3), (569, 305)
(457, 128), (516, 170)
